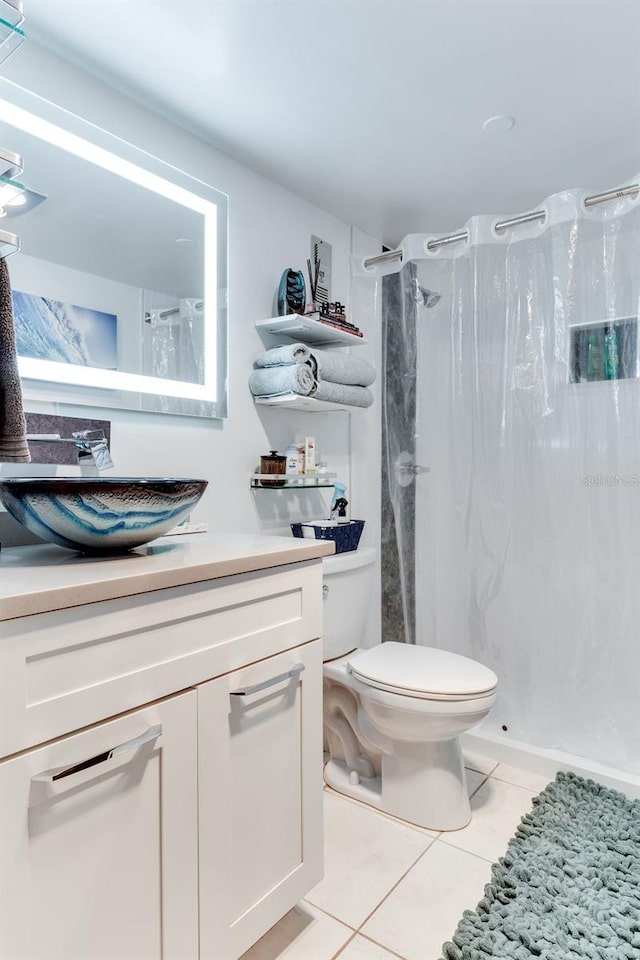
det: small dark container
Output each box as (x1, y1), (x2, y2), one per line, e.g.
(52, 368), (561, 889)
(291, 520), (365, 554)
(260, 451), (286, 487)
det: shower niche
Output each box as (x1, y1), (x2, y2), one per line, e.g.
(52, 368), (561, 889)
(569, 316), (638, 383)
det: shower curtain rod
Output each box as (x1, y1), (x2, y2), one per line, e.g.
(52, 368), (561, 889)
(364, 181), (639, 269)
(144, 301), (204, 321)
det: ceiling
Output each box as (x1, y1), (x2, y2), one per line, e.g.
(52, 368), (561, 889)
(26, 0), (640, 245)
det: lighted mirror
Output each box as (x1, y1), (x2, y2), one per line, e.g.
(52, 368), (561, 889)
(0, 81), (228, 418)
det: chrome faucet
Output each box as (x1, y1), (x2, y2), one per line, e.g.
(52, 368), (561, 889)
(72, 430), (114, 474)
(26, 430), (114, 475)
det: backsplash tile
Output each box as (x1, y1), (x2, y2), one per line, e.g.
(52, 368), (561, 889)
(25, 413), (111, 466)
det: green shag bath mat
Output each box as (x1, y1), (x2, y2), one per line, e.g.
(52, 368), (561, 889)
(442, 772), (640, 960)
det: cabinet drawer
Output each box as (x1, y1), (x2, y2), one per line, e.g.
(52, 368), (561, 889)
(0, 561), (322, 757)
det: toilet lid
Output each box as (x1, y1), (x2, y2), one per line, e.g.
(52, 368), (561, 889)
(348, 642), (498, 700)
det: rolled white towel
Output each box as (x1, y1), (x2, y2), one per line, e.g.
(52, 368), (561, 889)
(314, 350), (376, 387)
(313, 380), (373, 408)
(253, 343), (311, 367)
(249, 363), (316, 397)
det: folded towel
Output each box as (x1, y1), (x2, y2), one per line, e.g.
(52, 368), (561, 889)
(314, 350), (376, 387)
(313, 380), (374, 408)
(0, 259), (30, 463)
(254, 343), (311, 367)
(249, 362), (316, 398)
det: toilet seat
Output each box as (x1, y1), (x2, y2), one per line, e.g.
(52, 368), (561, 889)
(347, 642), (498, 702)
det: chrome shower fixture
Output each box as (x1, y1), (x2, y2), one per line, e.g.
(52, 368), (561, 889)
(419, 286), (441, 308)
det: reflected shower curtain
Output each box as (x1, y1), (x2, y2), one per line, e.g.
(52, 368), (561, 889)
(385, 188), (640, 773)
(143, 297), (204, 386)
(142, 297), (207, 415)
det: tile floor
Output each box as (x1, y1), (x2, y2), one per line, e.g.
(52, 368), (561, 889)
(241, 756), (550, 960)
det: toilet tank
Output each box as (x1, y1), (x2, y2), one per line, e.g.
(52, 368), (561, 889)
(322, 547), (377, 661)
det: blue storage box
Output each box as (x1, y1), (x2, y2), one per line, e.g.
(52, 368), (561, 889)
(291, 519), (365, 554)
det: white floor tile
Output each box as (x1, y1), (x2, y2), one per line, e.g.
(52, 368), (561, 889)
(361, 841), (492, 960)
(336, 934), (406, 960)
(324, 786), (440, 838)
(491, 763), (551, 793)
(239, 902), (352, 960)
(441, 777), (534, 862)
(305, 791), (433, 928)
(465, 768), (487, 796)
(463, 750), (498, 775)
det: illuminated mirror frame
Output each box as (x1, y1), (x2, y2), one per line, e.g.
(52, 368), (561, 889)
(0, 81), (228, 418)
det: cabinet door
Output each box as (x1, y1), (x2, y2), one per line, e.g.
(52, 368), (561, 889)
(198, 639), (324, 960)
(0, 691), (198, 960)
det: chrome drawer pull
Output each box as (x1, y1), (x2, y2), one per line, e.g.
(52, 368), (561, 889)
(230, 664), (304, 698)
(32, 725), (163, 783)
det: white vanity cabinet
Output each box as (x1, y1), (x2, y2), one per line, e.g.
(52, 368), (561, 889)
(0, 692), (199, 960)
(0, 537), (333, 960)
(198, 641), (323, 960)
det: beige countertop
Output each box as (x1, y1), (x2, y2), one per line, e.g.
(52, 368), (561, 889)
(0, 534), (335, 621)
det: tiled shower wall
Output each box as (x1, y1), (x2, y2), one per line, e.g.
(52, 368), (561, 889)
(381, 265), (417, 644)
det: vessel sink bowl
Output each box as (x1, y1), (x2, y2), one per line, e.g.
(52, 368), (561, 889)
(0, 477), (208, 553)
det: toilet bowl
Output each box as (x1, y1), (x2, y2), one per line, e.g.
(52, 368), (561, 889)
(322, 548), (498, 831)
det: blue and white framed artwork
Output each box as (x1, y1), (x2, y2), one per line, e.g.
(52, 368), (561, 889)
(12, 291), (118, 370)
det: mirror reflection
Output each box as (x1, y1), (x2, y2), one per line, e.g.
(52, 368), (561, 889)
(0, 86), (227, 417)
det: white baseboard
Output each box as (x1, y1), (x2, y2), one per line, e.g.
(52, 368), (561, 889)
(462, 730), (640, 801)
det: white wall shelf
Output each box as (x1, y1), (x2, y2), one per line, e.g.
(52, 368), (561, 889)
(256, 314), (367, 348)
(254, 394), (351, 413)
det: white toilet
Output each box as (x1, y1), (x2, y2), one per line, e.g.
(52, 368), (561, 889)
(322, 548), (498, 831)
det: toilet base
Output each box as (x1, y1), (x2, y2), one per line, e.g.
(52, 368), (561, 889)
(324, 758), (384, 811)
(324, 736), (472, 831)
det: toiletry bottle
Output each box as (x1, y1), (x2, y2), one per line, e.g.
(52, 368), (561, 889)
(333, 498), (349, 524)
(296, 444), (305, 476)
(285, 443), (299, 475)
(294, 435), (306, 476)
(305, 436), (316, 475)
(331, 482), (346, 519)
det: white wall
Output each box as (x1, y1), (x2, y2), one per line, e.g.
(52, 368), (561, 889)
(2, 44), (382, 643)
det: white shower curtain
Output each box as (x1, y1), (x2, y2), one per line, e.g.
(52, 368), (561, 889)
(387, 185), (640, 774)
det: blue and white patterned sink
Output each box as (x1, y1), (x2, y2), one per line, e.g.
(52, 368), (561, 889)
(0, 477), (208, 553)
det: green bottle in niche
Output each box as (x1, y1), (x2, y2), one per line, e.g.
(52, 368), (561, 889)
(603, 325), (620, 380)
(586, 331), (604, 381)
